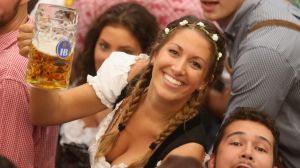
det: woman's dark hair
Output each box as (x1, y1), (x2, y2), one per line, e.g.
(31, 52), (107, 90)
(212, 107), (280, 165)
(71, 2), (159, 85)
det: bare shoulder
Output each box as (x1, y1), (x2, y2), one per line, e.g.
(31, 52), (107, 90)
(165, 143), (205, 162)
(157, 143), (205, 167)
(158, 143), (205, 168)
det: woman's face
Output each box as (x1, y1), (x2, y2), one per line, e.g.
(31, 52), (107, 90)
(150, 28), (213, 104)
(94, 24), (142, 69)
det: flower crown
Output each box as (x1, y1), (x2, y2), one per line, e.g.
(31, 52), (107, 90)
(164, 19), (223, 62)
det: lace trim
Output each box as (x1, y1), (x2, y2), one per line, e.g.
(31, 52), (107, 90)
(87, 75), (114, 108)
(92, 156), (127, 168)
(90, 103), (125, 167)
(87, 52), (143, 109)
(60, 119), (98, 146)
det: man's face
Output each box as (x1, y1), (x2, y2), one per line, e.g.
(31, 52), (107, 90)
(199, 0), (244, 27)
(208, 120), (276, 168)
(0, 0), (20, 26)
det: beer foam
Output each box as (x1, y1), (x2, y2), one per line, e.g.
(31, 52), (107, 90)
(32, 38), (60, 56)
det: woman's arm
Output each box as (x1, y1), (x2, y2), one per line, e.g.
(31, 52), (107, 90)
(158, 155), (202, 168)
(30, 84), (106, 125)
(30, 53), (149, 126)
(161, 143), (205, 167)
(18, 24), (149, 126)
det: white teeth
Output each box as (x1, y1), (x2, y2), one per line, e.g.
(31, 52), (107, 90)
(164, 74), (182, 86)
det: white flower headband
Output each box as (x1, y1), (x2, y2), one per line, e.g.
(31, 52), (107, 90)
(164, 19), (223, 61)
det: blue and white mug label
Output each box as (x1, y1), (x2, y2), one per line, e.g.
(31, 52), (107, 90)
(56, 40), (71, 58)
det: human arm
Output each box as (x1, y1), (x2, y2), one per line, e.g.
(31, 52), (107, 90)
(81, 108), (111, 127)
(158, 143), (205, 168)
(30, 52), (149, 125)
(157, 155), (202, 168)
(17, 23), (149, 125)
(227, 47), (294, 116)
(30, 84), (103, 125)
(17, 23), (105, 124)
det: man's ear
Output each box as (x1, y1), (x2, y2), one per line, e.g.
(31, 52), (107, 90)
(207, 154), (216, 168)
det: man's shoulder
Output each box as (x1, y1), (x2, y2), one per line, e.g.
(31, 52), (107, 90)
(241, 11), (300, 58)
(246, 0), (300, 30)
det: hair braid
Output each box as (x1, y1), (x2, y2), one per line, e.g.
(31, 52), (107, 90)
(95, 66), (152, 160)
(129, 89), (207, 167)
(154, 90), (206, 146)
(120, 66), (152, 125)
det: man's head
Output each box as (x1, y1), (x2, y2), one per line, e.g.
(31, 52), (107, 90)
(208, 107), (280, 168)
(199, 0), (244, 27)
(0, 0), (27, 32)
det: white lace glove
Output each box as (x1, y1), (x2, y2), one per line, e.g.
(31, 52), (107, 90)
(87, 51), (149, 108)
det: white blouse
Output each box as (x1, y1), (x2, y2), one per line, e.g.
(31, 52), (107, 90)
(89, 104), (129, 168)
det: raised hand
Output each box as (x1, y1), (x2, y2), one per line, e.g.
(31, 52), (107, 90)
(17, 23), (34, 57)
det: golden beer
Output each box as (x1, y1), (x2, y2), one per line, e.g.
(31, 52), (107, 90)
(25, 3), (78, 90)
(26, 44), (73, 89)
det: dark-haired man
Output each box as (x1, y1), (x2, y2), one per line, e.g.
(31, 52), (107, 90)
(200, 0), (300, 167)
(208, 107), (280, 168)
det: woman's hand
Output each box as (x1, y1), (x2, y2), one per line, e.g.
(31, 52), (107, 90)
(17, 23), (34, 57)
(128, 53), (149, 82)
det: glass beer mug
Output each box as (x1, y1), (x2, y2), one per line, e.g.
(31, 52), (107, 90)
(26, 4), (78, 89)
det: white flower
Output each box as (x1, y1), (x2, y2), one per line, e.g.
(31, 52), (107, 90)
(179, 20), (188, 26)
(217, 52), (222, 60)
(164, 27), (170, 34)
(197, 21), (205, 27)
(156, 161), (162, 166)
(212, 34), (219, 42)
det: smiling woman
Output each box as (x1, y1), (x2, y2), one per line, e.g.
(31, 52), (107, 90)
(18, 15), (226, 168)
(88, 15), (226, 167)
(150, 28), (212, 104)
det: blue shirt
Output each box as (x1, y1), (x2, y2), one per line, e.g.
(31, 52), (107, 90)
(224, 0), (300, 167)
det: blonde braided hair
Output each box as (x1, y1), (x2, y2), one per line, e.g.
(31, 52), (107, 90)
(95, 65), (152, 159)
(128, 89), (207, 167)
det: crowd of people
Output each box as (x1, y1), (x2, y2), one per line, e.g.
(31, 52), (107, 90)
(1, 0), (299, 167)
